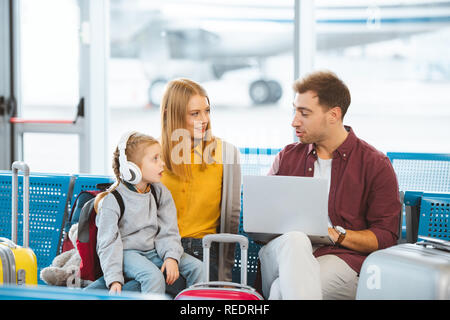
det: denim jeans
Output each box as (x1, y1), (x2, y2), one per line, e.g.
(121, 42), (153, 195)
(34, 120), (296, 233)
(181, 237), (219, 281)
(86, 249), (203, 295)
(86, 237), (217, 294)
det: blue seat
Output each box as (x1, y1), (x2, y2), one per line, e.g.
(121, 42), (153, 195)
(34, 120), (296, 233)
(404, 191), (450, 242)
(0, 171), (72, 283)
(387, 152), (450, 242)
(70, 174), (114, 207)
(58, 174), (115, 254)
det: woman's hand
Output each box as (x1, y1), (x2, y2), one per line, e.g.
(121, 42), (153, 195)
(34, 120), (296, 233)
(161, 258), (179, 285)
(109, 281), (122, 294)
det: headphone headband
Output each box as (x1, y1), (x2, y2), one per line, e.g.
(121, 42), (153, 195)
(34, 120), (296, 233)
(117, 131), (141, 184)
(118, 131), (136, 152)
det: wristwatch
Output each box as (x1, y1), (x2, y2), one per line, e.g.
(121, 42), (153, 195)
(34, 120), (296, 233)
(334, 226), (346, 245)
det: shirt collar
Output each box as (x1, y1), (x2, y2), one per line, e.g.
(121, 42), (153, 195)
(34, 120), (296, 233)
(307, 125), (356, 160)
(124, 181), (151, 194)
(334, 125), (356, 159)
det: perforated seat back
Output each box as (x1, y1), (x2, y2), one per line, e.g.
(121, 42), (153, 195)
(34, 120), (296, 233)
(417, 193), (450, 241)
(387, 153), (450, 193)
(0, 172), (72, 282)
(387, 153), (450, 240)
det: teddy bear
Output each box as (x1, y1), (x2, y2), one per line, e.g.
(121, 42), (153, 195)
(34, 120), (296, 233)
(40, 223), (92, 288)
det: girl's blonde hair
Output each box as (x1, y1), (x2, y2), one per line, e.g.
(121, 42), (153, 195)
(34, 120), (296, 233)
(94, 132), (159, 212)
(160, 78), (216, 180)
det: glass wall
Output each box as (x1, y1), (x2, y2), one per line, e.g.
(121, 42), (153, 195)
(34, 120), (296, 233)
(15, 0), (80, 173)
(314, 0), (450, 154)
(107, 0), (295, 168)
(12, 0), (450, 173)
(18, 0), (80, 119)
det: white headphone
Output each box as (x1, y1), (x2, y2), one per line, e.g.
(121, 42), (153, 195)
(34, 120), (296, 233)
(118, 131), (142, 185)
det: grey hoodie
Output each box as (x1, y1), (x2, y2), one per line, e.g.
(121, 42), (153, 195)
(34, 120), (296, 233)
(95, 182), (183, 287)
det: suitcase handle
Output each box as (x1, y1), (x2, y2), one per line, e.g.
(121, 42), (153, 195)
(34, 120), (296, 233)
(188, 281), (255, 292)
(0, 237), (19, 248)
(202, 233), (249, 285)
(11, 161), (30, 248)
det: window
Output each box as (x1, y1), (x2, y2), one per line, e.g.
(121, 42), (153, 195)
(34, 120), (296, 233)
(314, 0), (450, 153)
(19, 0), (80, 119)
(108, 0), (295, 171)
(13, 0), (81, 173)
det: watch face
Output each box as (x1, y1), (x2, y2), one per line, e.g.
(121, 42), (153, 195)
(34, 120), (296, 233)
(336, 226), (346, 234)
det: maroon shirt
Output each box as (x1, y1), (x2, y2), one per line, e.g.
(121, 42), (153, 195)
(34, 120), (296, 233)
(269, 126), (401, 273)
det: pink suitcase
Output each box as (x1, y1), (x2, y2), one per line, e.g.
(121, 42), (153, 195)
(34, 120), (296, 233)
(175, 233), (263, 300)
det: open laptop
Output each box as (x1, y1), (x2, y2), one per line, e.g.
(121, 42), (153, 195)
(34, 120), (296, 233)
(243, 175), (334, 245)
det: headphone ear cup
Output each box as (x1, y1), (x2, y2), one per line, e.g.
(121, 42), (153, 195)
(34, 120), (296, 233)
(124, 161), (142, 185)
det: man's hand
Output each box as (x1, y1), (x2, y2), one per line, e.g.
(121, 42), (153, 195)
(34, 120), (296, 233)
(328, 227), (339, 243)
(161, 258), (179, 285)
(328, 227), (378, 254)
(109, 281), (122, 294)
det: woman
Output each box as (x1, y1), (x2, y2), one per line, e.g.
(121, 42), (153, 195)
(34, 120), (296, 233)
(160, 78), (241, 282)
(85, 79), (240, 293)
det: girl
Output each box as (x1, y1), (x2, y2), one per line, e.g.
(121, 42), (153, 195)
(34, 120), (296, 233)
(92, 131), (203, 294)
(159, 78), (241, 282)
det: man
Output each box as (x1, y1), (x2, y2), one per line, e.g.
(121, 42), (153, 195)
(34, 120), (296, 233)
(260, 70), (401, 300)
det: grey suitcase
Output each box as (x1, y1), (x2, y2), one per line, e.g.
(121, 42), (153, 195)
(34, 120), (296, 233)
(175, 234), (263, 300)
(357, 243), (450, 300)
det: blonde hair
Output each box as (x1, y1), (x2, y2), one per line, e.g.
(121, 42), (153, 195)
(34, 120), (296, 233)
(94, 132), (159, 212)
(160, 78), (216, 180)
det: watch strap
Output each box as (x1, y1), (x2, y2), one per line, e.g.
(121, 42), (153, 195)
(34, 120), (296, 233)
(334, 226), (346, 245)
(336, 232), (345, 245)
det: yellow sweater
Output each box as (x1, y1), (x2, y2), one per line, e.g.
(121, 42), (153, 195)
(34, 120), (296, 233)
(161, 139), (223, 238)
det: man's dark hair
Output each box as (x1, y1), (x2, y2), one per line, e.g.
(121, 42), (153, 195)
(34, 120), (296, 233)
(293, 70), (351, 119)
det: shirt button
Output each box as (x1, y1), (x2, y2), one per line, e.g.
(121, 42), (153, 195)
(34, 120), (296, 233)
(308, 168), (312, 172)
(343, 153), (346, 157)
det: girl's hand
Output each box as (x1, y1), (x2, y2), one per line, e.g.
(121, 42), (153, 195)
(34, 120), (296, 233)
(109, 281), (122, 294)
(161, 258), (179, 285)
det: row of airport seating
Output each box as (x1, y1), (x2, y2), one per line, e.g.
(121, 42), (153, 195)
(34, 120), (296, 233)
(0, 149), (449, 299)
(234, 151), (450, 285)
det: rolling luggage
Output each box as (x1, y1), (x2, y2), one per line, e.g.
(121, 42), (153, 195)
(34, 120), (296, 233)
(175, 233), (263, 300)
(357, 242), (450, 300)
(0, 161), (38, 285)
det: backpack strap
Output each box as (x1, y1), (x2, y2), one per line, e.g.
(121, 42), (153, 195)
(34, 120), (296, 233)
(150, 185), (159, 209)
(111, 189), (125, 221)
(77, 199), (96, 243)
